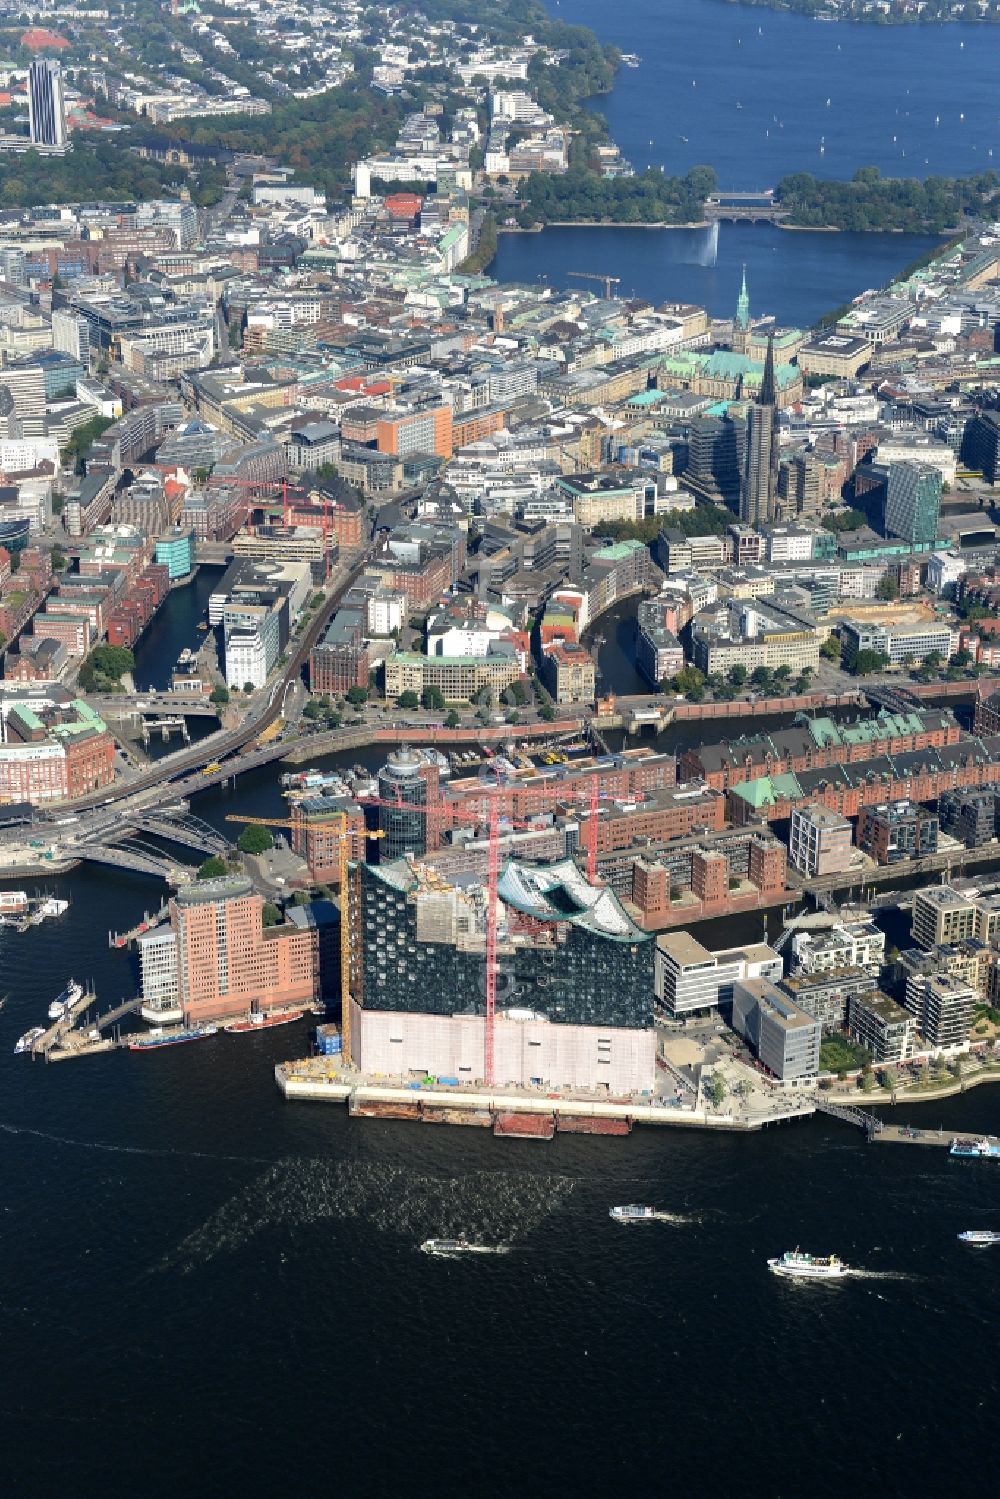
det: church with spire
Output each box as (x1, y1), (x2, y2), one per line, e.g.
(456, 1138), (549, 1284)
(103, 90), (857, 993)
(732, 265), (752, 356)
(740, 332), (781, 528)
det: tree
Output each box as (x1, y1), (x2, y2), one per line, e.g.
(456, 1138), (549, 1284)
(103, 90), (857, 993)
(397, 689), (420, 709)
(237, 825), (274, 855)
(820, 634), (841, 661)
(303, 699), (324, 720)
(538, 701), (556, 721)
(670, 665), (706, 697)
(210, 685), (230, 705)
(262, 901), (283, 927)
(346, 685), (368, 705)
(729, 664), (748, 688)
(951, 649), (972, 669)
(77, 643), (135, 692)
(243, 681), (256, 694)
(50, 548), (67, 572)
(706, 1073), (727, 1107)
(860, 1066), (876, 1093)
(444, 709), (461, 728)
(924, 650), (945, 673)
(197, 856), (228, 880)
(421, 686), (446, 710)
(876, 573), (899, 601)
(774, 664), (792, 682)
(850, 649), (890, 677)
(751, 665), (773, 688)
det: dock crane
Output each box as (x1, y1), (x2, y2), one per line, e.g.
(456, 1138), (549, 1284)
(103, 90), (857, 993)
(567, 271), (621, 298)
(224, 811), (383, 1064)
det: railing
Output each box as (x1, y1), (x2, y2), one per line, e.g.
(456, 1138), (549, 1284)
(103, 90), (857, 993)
(813, 1097), (884, 1135)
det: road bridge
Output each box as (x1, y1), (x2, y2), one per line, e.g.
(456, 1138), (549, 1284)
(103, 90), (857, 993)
(95, 694), (220, 719)
(127, 811), (231, 856)
(75, 842), (191, 882)
(704, 191), (789, 223)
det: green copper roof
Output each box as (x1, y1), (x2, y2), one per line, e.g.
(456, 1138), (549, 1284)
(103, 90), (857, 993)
(731, 772), (803, 809)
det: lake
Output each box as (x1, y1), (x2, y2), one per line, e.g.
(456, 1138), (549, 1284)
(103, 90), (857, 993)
(490, 0), (994, 324)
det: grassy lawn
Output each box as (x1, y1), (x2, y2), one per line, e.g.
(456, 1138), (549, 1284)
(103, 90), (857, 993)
(820, 1036), (871, 1073)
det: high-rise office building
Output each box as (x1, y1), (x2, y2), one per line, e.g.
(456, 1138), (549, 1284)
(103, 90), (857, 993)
(884, 460), (941, 545)
(685, 411), (746, 510)
(962, 410), (1000, 483)
(28, 60), (67, 152)
(51, 308), (90, 366)
(377, 748), (439, 860)
(740, 334), (779, 527)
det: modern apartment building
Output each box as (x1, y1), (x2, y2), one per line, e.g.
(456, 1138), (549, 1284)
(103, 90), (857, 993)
(903, 971), (975, 1049)
(858, 801), (939, 863)
(788, 804), (853, 878)
(911, 886), (977, 951)
(654, 932), (742, 1019)
(847, 990), (912, 1065)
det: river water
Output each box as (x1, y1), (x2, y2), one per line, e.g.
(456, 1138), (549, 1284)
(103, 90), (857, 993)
(5, 7), (1000, 1491)
(2, 711), (998, 1493)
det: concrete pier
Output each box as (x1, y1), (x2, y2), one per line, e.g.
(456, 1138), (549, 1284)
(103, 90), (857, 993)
(274, 1061), (815, 1135)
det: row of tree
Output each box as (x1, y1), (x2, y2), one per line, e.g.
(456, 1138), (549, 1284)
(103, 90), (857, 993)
(776, 167), (1000, 233)
(516, 166), (717, 228)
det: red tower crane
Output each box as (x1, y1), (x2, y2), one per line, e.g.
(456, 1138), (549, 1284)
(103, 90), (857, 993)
(355, 780), (542, 1086)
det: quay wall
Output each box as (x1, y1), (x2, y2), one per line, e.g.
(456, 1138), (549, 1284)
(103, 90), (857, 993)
(275, 1066), (813, 1133)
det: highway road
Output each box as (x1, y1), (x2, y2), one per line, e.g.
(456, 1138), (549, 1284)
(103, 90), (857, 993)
(59, 546), (373, 816)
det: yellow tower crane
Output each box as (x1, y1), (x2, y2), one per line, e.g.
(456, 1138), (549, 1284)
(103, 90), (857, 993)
(224, 810), (383, 1065)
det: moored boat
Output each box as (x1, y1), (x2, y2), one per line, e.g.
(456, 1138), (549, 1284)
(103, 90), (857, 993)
(228, 1009), (304, 1033)
(950, 1137), (1000, 1159)
(958, 1230), (1000, 1245)
(48, 979), (83, 1020)
(128, 1024), (217, 1051)
(14, 1026), (45, 1054)
(767, 1250), (847, 1280)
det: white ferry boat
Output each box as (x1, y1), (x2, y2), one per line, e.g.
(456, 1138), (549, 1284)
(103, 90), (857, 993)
(48, 979), (83, 1020)
(958, 1230), (1000, 1245)
(767, 1249), (847, 1280)
(610, 1204), (657, 1223)
(420, 1239), (508, 1257)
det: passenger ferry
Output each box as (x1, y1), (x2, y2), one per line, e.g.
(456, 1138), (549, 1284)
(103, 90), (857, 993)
(610, 1204), (658, 1223)
(420, 1239), (509, 1257)
(958, 1230), (1000, 1245)
(950, 1137), (1000, 1160)
(767, 1250), (847, 1280)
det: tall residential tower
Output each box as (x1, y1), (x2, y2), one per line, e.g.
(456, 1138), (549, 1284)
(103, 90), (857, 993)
(28, 60), (67, 152)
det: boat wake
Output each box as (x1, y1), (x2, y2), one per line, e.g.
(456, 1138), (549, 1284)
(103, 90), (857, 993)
(160, 1160), (575, 1272)
(845, 1268), (916, 1282)
(0, 1118), (270, 1166)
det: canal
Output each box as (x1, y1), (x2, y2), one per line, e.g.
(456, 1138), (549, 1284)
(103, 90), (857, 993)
(131, 565), (224, 692)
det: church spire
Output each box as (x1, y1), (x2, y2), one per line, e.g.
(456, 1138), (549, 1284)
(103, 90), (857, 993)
(736, 263), (750, 331)
(759, 332), (776, 407)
